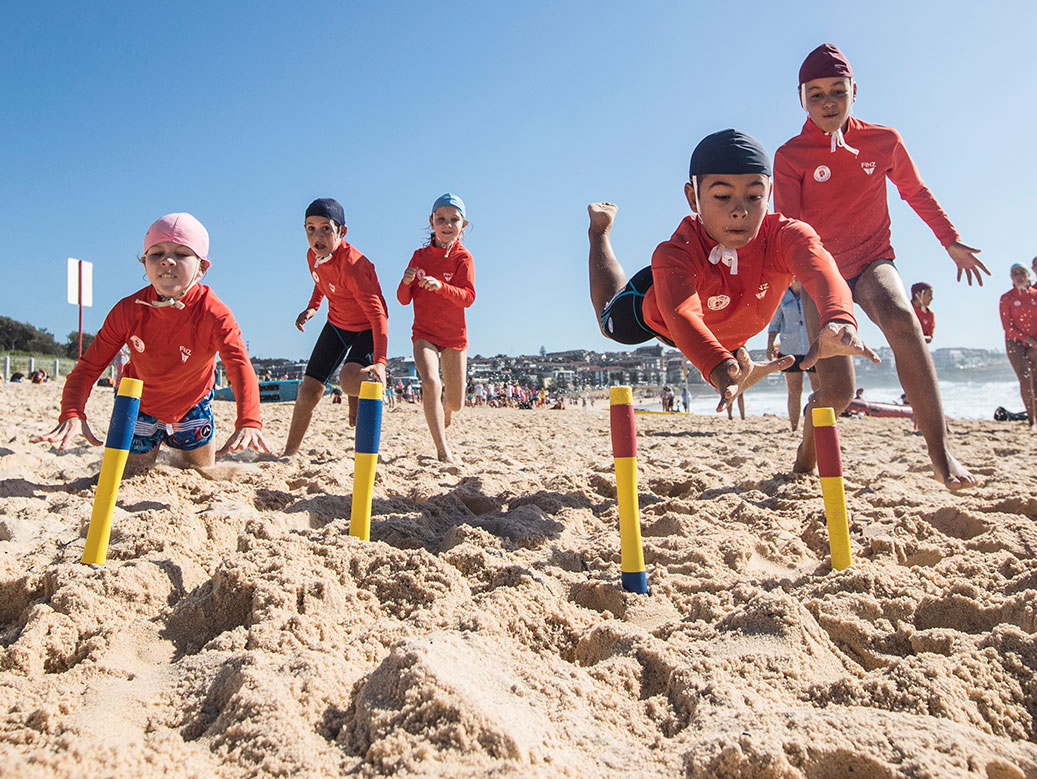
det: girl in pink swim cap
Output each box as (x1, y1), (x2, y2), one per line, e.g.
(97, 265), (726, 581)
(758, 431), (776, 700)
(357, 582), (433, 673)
(34, 213), (271, 471)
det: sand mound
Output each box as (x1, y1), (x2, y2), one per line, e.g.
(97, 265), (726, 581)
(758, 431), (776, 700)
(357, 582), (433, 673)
(2, 382), (1036, 776)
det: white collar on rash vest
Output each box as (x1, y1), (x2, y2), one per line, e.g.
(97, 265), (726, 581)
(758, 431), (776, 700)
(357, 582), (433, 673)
(801, 82), (860, 156)
(135, 278), (199, 310)
(313, 252), (334, 267)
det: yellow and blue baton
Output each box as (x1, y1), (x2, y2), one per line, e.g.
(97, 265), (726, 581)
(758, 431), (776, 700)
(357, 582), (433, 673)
(349, 381), (383, 541)
(812, 406), (852, 571)
(610, 386), (647, 593)
(82, 377), (143, 567)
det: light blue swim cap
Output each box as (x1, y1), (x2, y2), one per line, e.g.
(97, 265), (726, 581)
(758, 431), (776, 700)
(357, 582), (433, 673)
(431, 193), (466, 219)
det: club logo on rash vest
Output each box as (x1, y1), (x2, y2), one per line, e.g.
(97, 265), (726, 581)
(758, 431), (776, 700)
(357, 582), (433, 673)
(131, 336), (145, 353)
(443, 272), (454, 282)
(328, 284), (336, 293)
(861, 161), (877, 176)
(707, 295), (731, 311)
(180, 346), (192, 363)
(813, 165), (831, 183)
(311, 271), (320, 283)
(756, 283), (769, 300)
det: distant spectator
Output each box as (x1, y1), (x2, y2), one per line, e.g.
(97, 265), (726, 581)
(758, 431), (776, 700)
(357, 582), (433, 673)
(10, 372), (24, 383)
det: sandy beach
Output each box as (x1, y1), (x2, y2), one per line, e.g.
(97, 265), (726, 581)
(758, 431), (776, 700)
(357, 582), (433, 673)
(2, 381), (1036, 777)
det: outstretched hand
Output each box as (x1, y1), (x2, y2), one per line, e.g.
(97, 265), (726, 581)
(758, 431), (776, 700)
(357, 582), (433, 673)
(362, 362), (387, 388)
(216, 427), (272, 457)
(800, 321), (881, 371)
(709, 347), (794, 413)
(31, 418), (104, 450)
(947, 241), (989, 286)
(295, 307), (317, 332)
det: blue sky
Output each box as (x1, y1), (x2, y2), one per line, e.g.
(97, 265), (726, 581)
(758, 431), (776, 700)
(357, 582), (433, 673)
(3, 1), (1035, 361)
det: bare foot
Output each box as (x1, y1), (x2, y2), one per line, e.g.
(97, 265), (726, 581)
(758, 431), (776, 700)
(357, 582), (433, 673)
(588, 202), (618, 235)
(933, 451), (978, 491)
(792, 439), (817, 474)
(437, 448), (455, 463)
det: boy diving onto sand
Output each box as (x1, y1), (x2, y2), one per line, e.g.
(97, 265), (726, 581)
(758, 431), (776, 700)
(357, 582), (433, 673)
(588, 129), (879, 420)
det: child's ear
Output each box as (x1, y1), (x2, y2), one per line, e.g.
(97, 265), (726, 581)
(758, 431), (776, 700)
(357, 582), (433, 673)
(339, 224), (349, 238)
(684, 182), (698, 213)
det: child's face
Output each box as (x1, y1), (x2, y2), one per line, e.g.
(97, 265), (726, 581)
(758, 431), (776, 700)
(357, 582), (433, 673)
(802, 77), (855, 134)
(920, 288), (933, 306)
(684, 173), (770, 249)
(305, 216), (346, 256)
(429, 206), (467, 247)
(1012, 266), (1032, 288)
(142, 241), (204, 298)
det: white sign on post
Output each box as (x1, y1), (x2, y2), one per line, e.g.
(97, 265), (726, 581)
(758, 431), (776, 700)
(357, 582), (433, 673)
(67, 258), (93, 306)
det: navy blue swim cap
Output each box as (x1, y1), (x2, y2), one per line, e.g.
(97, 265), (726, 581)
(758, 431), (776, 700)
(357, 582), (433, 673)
(689, 129), (771, 181)
(305, 198), (346, 226)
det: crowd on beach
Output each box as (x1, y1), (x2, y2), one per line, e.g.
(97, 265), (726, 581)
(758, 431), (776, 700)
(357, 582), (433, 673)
(25, 41), (1037, 492)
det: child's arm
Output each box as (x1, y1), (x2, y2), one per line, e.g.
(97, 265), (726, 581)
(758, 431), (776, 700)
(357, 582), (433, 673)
(396, 262), (416, 304)
(772, 150), (804, 219)
(889, 133), (989, 285)
(421, 251), (475, 308)
(348, 256), (389, 366)
(297, 285), (324, 331)
(34, 304), (126, 448)
(213, 309), (269, 455)
(766, 307), (784, 359)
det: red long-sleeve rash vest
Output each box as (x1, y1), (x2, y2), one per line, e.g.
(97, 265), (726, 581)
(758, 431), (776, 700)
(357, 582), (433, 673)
(641, 214), (856, 383)
(774, 117), (960, 280)
(61, 284), (261, 429)
(306, 241), (389, 364)
(396, 243), (475, 350)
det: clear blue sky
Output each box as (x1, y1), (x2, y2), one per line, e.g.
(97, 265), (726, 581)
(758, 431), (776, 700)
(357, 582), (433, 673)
(3, 1), (1034, 361)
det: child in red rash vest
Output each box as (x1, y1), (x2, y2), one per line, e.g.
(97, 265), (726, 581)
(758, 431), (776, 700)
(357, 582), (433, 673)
(34, 213), (270, 470)
(774, 43), (988, 490)
(910, 282), (935, 343)
(1000, 263), (1037, 428)
(283, 198), (389, 456)
(397, 193), (475, 463)
(587, 129), (879, 424)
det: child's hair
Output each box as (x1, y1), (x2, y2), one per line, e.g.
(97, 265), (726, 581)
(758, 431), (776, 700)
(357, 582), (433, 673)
(910, 282), (932, 299)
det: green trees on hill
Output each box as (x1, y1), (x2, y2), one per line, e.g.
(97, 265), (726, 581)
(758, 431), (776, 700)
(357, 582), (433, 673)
(0, 316), (94, 358)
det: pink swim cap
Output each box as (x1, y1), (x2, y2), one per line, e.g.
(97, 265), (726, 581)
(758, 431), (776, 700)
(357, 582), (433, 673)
(143, 213), (210, 263)
(799, 43), (853, 86)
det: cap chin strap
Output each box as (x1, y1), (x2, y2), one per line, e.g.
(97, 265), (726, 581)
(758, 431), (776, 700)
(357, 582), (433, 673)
(800, 81), (860, 156)
(135, 274), (201, 310)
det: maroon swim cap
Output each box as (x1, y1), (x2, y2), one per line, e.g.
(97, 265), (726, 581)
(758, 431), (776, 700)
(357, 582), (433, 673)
(799, 43), (853, 85)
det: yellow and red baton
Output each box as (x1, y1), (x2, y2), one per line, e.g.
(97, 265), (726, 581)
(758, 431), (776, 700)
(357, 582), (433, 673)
(82, 377), (143, 567)
(349, 381), (383, 541)
(610, 386), (647, 593)
(812, 406), (852, 571)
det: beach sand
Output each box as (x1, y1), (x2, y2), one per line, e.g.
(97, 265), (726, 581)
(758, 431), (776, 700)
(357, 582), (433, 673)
(2, 382), (1036, 777)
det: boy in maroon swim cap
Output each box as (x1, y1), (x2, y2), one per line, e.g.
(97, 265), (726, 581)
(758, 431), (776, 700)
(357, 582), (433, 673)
(774, 43), (988, 490)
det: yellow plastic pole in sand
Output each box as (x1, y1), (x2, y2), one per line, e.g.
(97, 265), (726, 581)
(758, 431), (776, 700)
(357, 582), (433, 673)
(82, 377), (143, 567)
(812, 406), (852, 571)
(349, 381), (383, 541)
(610, 386), (648, 593)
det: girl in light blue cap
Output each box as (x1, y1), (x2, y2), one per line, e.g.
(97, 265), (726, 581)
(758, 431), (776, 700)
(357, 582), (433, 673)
(396, 193), (476, 462)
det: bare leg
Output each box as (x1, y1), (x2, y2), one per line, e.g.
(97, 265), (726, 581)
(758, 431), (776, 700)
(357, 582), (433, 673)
(124, 447), (160, 476)
(441, 347), (468, 428)
(854, 261), (976, 489)
(785, 370), (804, 431)
(340, 363), (370, 427)
(283, 376), (327, 456)
(795, 291), (856, 472)
(588, 203), (627, 330)
(414, 340), (452, 462)
(1005, 339), (1037, 427)
(737, 394), (745, 419)
(178, 440), (216, 469)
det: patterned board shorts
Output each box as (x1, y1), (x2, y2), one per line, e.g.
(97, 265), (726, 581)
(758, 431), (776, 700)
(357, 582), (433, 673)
(129, 390), (215, 454)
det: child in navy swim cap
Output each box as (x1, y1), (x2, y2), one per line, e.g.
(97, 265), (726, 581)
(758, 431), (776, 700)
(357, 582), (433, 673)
(587, 129), (879, 425)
